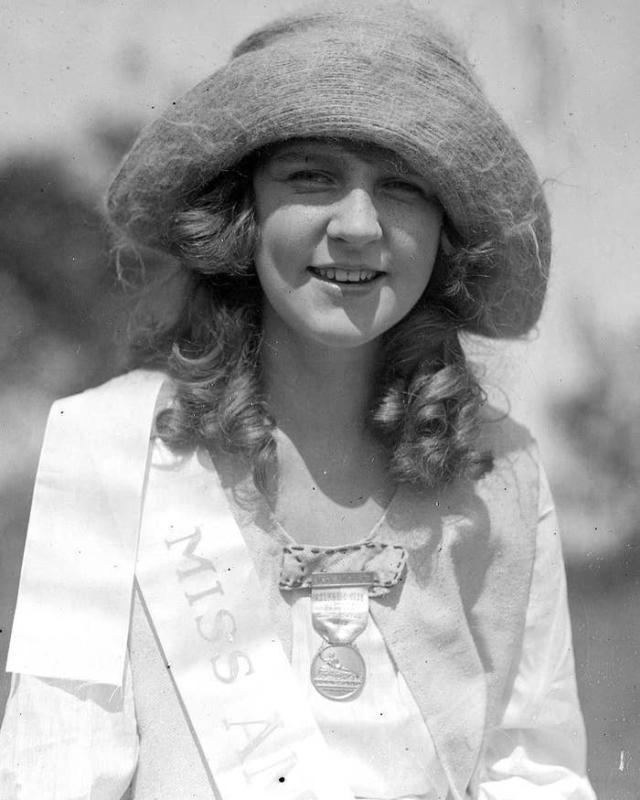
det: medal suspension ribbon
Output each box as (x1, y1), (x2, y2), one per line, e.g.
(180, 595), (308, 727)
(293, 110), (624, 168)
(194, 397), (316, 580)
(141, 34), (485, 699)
(310, 572), (374, 701)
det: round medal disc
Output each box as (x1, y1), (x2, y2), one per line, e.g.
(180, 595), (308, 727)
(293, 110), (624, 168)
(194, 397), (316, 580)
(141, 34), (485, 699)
(310, 644), (366, 701)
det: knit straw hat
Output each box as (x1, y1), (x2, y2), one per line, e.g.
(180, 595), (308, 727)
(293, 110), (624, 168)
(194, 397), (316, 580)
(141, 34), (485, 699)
(107, 1), (550, 338)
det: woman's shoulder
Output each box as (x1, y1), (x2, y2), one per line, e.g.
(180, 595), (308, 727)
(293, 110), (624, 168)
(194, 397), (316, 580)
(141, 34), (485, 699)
(477, 405), (538, 468)
(48, 368), (172, 427)
(42, 369), (172, 455)
(57, 368), (171, 406)
(473, 406), (542, 529)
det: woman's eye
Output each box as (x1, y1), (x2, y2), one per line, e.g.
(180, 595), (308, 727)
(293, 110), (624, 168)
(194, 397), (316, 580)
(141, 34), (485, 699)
(382, 179), (426, 199)
(286, 169), (333, 187)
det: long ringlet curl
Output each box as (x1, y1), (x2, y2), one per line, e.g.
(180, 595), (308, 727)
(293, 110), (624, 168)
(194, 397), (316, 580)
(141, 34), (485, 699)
(128, 160), (493, 495)
(128, 163), (277, 495)
(372, 300), (493, 487)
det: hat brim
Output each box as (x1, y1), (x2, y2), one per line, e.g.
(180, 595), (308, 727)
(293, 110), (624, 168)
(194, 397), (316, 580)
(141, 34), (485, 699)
(107, 24), (550, 338)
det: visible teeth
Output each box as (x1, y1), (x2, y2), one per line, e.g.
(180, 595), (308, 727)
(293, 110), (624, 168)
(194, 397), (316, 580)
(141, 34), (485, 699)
(314, 267), (378, 283)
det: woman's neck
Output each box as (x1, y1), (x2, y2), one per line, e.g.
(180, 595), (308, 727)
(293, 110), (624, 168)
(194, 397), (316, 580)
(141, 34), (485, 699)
(254, 313), (394, 545)
(261, 323), (379, 441)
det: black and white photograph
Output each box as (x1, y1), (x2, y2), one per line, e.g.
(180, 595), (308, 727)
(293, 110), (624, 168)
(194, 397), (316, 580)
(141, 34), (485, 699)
(1, 1), (638, 798)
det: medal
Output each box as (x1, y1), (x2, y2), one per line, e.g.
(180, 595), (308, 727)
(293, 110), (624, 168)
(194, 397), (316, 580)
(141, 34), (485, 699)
(310, 644), (366, 700)
(309, 572), (374, 701)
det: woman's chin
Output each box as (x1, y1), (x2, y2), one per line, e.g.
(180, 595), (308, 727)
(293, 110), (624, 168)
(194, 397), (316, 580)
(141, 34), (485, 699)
(293, 321), (384, 351)
(261, 290), (402, 352)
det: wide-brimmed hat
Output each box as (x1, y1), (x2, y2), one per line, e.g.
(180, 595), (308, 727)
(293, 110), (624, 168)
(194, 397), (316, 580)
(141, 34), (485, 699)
(107, 2), (551, 338)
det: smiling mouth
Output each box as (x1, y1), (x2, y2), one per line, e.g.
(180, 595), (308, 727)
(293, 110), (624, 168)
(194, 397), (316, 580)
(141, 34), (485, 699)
(309, 267), (383, 284)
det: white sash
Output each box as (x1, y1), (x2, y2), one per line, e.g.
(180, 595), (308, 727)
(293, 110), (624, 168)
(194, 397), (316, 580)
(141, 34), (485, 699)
(136, 440), (355, 800)
(7, 370), (167, 684)
(8, 369), (354, 800)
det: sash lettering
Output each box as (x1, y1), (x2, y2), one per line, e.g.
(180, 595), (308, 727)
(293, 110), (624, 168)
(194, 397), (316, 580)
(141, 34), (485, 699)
(166, 526), (254, 683)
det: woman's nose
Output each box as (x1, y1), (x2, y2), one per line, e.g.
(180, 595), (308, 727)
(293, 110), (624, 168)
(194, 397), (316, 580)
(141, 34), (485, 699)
(326, 188), (383, 246)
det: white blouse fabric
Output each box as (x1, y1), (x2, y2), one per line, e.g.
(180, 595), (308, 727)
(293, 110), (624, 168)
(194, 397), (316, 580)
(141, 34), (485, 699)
(0, 472), (596, 800)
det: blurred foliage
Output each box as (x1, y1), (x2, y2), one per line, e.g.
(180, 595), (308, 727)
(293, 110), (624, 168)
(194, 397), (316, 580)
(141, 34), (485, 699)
(0, 121), (145, 398)
(0, 156), (122, 389)
(549, 316), (640, 578)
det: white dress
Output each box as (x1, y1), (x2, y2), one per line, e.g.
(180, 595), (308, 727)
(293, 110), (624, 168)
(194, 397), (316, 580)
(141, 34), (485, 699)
(0, 469), (596, 799)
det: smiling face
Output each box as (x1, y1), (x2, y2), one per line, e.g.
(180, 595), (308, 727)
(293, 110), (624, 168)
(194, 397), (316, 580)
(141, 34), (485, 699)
(252, 140), (443, 350)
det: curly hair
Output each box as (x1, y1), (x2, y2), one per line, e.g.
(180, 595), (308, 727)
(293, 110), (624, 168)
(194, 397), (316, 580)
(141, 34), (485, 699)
(127, 150), (493, 495)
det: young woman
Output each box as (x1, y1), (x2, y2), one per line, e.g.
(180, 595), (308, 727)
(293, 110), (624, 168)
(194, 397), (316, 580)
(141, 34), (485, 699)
(0, 3), (596, 799)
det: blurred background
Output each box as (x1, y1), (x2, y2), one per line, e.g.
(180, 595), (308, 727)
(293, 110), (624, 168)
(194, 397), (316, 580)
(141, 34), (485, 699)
(1, 0), (638, 796)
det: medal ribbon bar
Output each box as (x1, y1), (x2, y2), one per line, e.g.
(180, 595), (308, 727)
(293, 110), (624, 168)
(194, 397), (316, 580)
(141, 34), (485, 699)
(310, 571), (375, 588)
